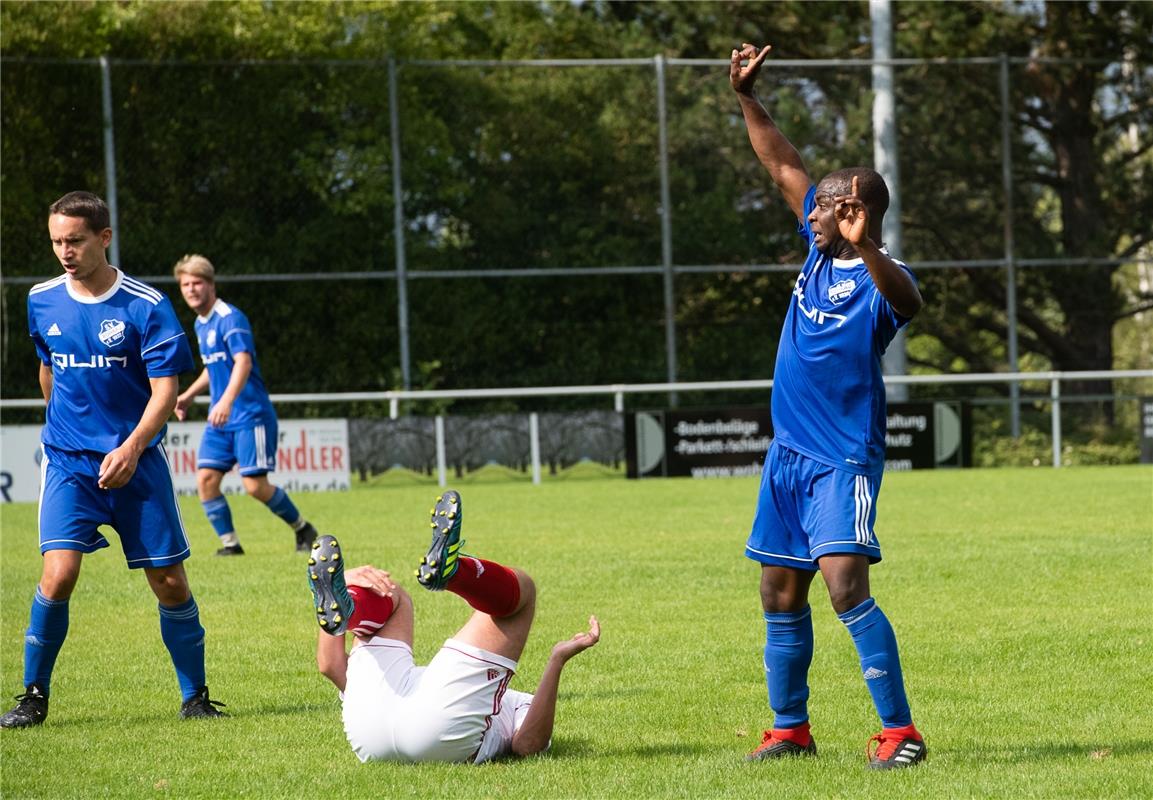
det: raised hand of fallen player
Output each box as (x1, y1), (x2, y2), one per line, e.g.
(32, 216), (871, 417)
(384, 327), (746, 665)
(834, 175), (871, 247)
(551, 615), (601, 662)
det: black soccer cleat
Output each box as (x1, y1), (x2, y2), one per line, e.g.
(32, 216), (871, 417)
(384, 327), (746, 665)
(308, 535), (354, 634)
(295, 522), (319, 553)
(215, 543), (245, 557)
(416, 490), (465, 591)
(867, 727), (927, 769)
(745, 730), (817, 761)
(179, 686), (227, 719)
(0, 684), (48, 728)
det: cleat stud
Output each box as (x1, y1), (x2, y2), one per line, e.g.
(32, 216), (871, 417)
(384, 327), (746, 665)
(317, 606), (324, 613)
(308, 558), (316, 565)
(429, 559), (437, 567)
(319, 554), (327, 562)
(448, 512), (456, 519)
(330, 602), (338, 610)
(430, 522), (437, 528)
(332, 553), (340, 561)
(312, 541), (320, 549)
(414, 569), (421, 577)
(333, 615), (342, 623)
(310, 573), (318, 580)
(327, 566), (336, 574)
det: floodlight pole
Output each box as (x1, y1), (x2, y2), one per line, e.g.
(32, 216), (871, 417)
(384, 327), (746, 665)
(871, 0), (908, 401)
(100, 56), (121, 268)
(389, 57), (413, 393)
(1000, 54), (1022, 437)
(655, 54), (678, 407)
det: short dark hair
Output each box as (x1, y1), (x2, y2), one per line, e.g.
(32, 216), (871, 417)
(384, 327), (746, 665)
(48, 191), (111, 234)
(817, 168), (890, 218)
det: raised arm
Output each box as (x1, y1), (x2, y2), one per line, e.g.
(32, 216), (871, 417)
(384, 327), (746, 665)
(730, 43), (812, 221)
(511, 615), (600, 757)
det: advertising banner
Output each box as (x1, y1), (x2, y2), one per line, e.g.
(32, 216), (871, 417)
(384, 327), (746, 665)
(625, 402), (968, 479)
(0, 419), (351, 503)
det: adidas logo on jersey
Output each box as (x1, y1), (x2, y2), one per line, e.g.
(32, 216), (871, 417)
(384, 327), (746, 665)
(863, 666), (888, 680)
(47, 323), (62, 336)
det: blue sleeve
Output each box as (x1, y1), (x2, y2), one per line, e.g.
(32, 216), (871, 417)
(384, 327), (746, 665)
(221, 308), (255, 356)
(796, 185), (817, 247)
(27, 295), (51, 365)
(872, 262), (918, 344)
(141, 298), (195, 377)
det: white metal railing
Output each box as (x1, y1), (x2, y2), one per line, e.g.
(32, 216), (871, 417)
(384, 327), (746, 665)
(3, 370), (1150, 475)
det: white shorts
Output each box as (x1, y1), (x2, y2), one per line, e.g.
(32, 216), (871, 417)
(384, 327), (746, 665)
(342, 637), (529, 763)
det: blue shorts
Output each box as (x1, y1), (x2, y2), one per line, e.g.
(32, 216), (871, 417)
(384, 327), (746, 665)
(745, 442), (883, 570)
(39, 444), (191, 569)
(197, 420), (278, 476)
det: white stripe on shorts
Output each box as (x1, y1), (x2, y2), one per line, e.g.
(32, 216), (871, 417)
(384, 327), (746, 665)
(854, 475), (873, 545)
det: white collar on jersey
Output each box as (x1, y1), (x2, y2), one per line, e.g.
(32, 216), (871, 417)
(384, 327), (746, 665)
(831, 246), (892, 270)
(65, 266), (124, 304)
(197, 298), (231, 323)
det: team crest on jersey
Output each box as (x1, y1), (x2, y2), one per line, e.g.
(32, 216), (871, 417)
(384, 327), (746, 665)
(98, 318), (126, 347)
(207, 330), (217, 347)
(828, 279), (856, 305)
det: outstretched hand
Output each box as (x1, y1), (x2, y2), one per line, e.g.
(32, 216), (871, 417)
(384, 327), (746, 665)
(551, 615), (601, 662)
(834, 175), (871, 247)
(730, 43), (772, 94)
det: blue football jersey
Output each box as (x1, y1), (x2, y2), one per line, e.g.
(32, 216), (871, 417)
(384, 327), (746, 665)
(193, 299), (275, 430)
(770, 186), (915, 475)
(27, 269), (194, 454)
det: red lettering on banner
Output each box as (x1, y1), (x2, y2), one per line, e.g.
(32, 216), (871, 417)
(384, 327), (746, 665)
(269, 430), (346, 475)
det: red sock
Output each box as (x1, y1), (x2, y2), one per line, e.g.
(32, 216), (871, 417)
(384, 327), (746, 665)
(347, 586), (396, 638)
(446, 557), (521, 617)
(772, 721), (812, 747)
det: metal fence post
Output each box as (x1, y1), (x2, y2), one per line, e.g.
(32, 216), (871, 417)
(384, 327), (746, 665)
(529, 412), (541, 485)
(389, 57), (412, 393)
(435, 414), (447, 486)
(1051, 377), (1062, 467)
(1001, 54), (1021, 437)
(655, 54), (678, 406)
(99, 56), (121, 268)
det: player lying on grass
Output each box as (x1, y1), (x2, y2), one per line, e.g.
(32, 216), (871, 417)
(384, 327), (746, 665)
(306, 490), (600, 763)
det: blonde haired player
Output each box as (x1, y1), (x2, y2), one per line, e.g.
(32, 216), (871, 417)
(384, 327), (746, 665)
(172, 254), (319, 555)
(307, 490), (600, 763)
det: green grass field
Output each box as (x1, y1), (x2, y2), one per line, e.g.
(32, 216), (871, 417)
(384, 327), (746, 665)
(2, 466), (1151, 799)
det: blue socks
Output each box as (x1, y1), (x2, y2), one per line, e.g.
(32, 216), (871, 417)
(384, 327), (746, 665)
(201, 496), (235, 537)
(23, 587), (69, 694)
(264, 487), (303, 529)
(838, 597), (912, 728)
(763, 606), (814, 729)
(158, 597), (206, 702)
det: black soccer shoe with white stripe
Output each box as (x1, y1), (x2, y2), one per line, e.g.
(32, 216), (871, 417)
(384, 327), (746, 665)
(867, 727), (926, 769)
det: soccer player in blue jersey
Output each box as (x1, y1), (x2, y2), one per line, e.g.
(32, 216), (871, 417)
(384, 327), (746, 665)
(1, 191), (225, 728)
(731, 44), (927, 769)
(172, 255), (318, 556)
